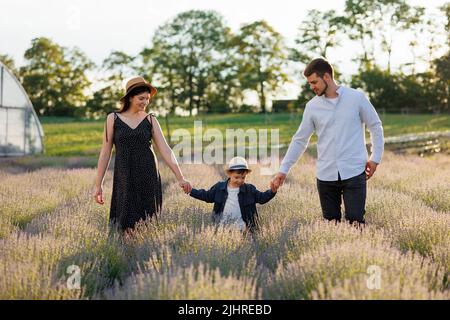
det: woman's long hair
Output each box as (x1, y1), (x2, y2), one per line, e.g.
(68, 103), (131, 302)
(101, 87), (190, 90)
(118, 86), (152, 113)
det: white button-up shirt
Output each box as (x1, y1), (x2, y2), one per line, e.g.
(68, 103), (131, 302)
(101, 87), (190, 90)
(279, 86), (384, 181)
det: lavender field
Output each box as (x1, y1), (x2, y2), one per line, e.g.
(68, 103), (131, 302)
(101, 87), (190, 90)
(0, 151), (449, 299)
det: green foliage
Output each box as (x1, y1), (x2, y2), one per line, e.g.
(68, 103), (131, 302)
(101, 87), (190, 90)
(351, 66), (448, 113)
(19, 37), (94, 116)
(8, 6), (450, 117)
(85, 51), (136, 118)
(341, 0), (419, 70)
(233, 20), (289, 113)
(141, 10), (233, 116)
(0, 54), (19, 77)
(291, 9), (343, 63)
(433, 51), (450, 112)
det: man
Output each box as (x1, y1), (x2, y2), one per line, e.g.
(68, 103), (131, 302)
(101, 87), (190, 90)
(271, 58), (384, 225)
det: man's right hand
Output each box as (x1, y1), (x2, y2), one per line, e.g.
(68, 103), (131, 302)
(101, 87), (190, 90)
(270, 173), (287, 191)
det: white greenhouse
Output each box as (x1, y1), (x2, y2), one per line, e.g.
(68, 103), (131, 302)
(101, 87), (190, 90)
(0, 61), (44, 156)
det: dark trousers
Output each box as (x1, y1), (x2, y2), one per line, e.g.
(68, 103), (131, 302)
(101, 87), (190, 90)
(317, 171), (366, 224)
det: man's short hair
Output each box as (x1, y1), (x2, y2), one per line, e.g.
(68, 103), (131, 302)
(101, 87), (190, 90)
(303, 58), (334, 78)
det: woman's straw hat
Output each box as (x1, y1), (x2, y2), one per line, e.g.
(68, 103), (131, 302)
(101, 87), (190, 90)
(120, 76), (157, 102)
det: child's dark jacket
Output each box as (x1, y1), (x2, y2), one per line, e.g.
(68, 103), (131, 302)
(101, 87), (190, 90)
(189, 179), (276, 232)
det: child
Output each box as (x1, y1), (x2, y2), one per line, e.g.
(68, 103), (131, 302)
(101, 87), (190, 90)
(189, 157), (278, 233)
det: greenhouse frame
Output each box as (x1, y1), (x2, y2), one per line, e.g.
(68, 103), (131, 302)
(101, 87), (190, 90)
(0, 61), (44, 156)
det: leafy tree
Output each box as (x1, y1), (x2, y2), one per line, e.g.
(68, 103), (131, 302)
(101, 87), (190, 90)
(204, 33), (243, 113)
(442, 2), (450, 47)
(376, 0), (420, 73)
(291, 10), (344, 64)
(86, 51), (135, 118)
(20, 37), (93, 116)
(342, 0), (419, 73)
(434, 2), (450, 112)
(291, 9), (345, 110)
(341, 0), (379, 69)
(351, 66), (445, 113)
(142, 10), (230, 116)
(0, 54), (19, 77)
(351, 67), (404, 112)
(433, 52), (450, 113)
(140, 38), (184, 115)
(404, 7), (426, 75)
(233, 20), (289, 113)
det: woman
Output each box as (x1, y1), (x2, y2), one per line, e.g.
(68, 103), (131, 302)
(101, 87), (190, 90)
(93, 76), (191, 233)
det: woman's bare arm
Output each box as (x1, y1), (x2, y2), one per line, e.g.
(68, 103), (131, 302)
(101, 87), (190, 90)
(149, 115), (191, 193)
(93, 113), (115, 204)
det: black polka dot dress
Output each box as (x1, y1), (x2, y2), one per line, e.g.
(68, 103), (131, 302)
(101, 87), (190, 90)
(108, 112), (162, 231)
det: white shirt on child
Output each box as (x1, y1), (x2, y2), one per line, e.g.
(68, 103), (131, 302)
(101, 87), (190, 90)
(221, 186), (246, 231)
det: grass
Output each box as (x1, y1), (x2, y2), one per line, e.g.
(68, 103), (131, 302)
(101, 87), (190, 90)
(0, 151), (449, 299)
(38, 113), (450, 157)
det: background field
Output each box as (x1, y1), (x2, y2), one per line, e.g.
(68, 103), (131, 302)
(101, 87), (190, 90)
(39, 113), (450, 157)
(1, 153), (449, 298)
(0, 113), (449, 299)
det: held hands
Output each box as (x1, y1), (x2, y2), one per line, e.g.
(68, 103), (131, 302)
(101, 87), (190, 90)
(179, 178), (192, 194)
(94, 179), (192, 205)
(365, 160), (378, 180)
(93, 185), (104, 205)
(270, 173), (286, 193)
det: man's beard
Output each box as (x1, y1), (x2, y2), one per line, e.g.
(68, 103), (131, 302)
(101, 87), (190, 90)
(317, 82), (328, 96)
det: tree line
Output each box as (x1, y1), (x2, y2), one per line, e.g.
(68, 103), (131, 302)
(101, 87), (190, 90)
(1, 0), (449, 117)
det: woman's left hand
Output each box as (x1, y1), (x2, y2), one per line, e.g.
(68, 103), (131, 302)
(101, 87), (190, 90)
(179, 179), (192, 194)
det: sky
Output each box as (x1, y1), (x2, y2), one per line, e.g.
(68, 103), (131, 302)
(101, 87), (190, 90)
(0, 0), (448, 100)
